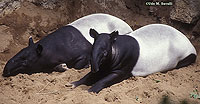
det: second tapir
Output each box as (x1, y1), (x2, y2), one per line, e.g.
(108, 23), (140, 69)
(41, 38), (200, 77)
(2, 13), (133, 77)
(70, 24), (197, 93)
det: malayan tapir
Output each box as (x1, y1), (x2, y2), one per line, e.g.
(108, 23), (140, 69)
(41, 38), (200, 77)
(2, 13), (133, 77)
(70, 24), (197, 93)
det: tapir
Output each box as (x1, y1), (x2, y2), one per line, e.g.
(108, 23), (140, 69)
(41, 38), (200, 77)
(2, 13), (133, 77)
(70, 24), (197, 93)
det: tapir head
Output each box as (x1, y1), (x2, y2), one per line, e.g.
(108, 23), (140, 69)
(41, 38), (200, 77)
(89, 29), (118, 73)
(2, 37), (43, 77)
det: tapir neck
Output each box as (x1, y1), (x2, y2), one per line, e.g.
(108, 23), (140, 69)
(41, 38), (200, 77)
(33, 26), (92, 70)
(33, 42), (65, 71)
(103, 35), (140, 71)
(102, 42), (120, 69)
(111, 43), (119, 64)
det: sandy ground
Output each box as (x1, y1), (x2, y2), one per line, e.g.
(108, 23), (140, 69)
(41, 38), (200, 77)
(0, 1), (200, 104)
(0, 53), (200, 104)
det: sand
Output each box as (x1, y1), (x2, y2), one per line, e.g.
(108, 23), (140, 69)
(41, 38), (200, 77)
(0, 56), (200, 104)
(0, 1), (200, 104)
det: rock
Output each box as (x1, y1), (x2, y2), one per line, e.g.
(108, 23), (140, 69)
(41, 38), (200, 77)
(27, 0), (58, 9)
(0, 0), (21, 17)
(170, 0), (200, 24)
(191, 19), (200, 38)
(148, 0), (173, 17)
(124, 0), (149, 15)
(0, 25), (13, 52)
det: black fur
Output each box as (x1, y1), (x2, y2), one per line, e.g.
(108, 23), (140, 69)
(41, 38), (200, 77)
(71, 30), (140, 93)
(175, 54), (196, 69)
(3, 26), (92, 77)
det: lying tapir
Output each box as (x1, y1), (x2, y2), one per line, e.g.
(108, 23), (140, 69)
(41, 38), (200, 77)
(70, 24), (197, 93)
(2, 13), (133, 77)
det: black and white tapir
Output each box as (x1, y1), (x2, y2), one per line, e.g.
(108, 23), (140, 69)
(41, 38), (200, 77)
(2, 13), (133, 77)
(70, 24), (197, 93)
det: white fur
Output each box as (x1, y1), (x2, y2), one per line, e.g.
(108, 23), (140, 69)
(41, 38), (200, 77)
(127, 24), (197, 76)
(69, 13), (133, 44)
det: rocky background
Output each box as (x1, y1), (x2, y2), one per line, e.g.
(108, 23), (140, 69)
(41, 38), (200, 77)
(0, 0), (200, 104)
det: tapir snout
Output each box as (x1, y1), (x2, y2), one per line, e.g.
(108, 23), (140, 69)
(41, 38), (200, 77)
(3, 60), (22, 77)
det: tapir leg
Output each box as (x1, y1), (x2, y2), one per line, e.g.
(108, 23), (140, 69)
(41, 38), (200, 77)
(88, 71), (131, 93)
(70, 71), (107, 88)
(74, 56), (90, 69)
(175, 54), (196, 69)
(74, 59), (89, 69)
(54, 64), (68, 72)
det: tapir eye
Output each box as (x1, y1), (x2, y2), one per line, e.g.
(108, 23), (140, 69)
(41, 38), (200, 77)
(11, 60), (15, 63)
(22, 60), (28, 66)
(103, 50), (108, 56)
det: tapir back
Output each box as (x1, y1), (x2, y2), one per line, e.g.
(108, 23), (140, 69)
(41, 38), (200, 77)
(70, 13), (133, 44)
(128, 24), (196, 76)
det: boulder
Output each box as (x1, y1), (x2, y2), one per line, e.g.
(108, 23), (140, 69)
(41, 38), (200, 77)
(0, 25), (13, 52)
(170, 0), (200, 24)
(27, 0), (58, 9)
(0, 0), (21, 17)
(191, 19), (200, 38)
(124, 0), (149, 15)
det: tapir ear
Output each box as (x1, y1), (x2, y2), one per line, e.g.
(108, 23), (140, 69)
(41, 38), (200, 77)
(89, 28), (99, 39)
(28, 36), (34, 46)
(110, 31), (119, 43)
(36, 44), (43, 56)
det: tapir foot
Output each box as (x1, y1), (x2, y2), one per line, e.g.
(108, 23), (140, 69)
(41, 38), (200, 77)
(54, 64), (68, 72)
(67, 72), (102, 90)
(65, 82), (76, 89)
(65, 80), (83, 89)
(88, 83), (103, 93)
(88, 71), (130, 93)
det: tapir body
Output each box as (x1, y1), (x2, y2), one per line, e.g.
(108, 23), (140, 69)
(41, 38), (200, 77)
(2, 13), (133, 77)
(129, 24), (196, 76)
(71, 24), (197, 93)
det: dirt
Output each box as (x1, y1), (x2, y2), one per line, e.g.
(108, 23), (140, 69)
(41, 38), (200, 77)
(0, 1), (200, 104)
